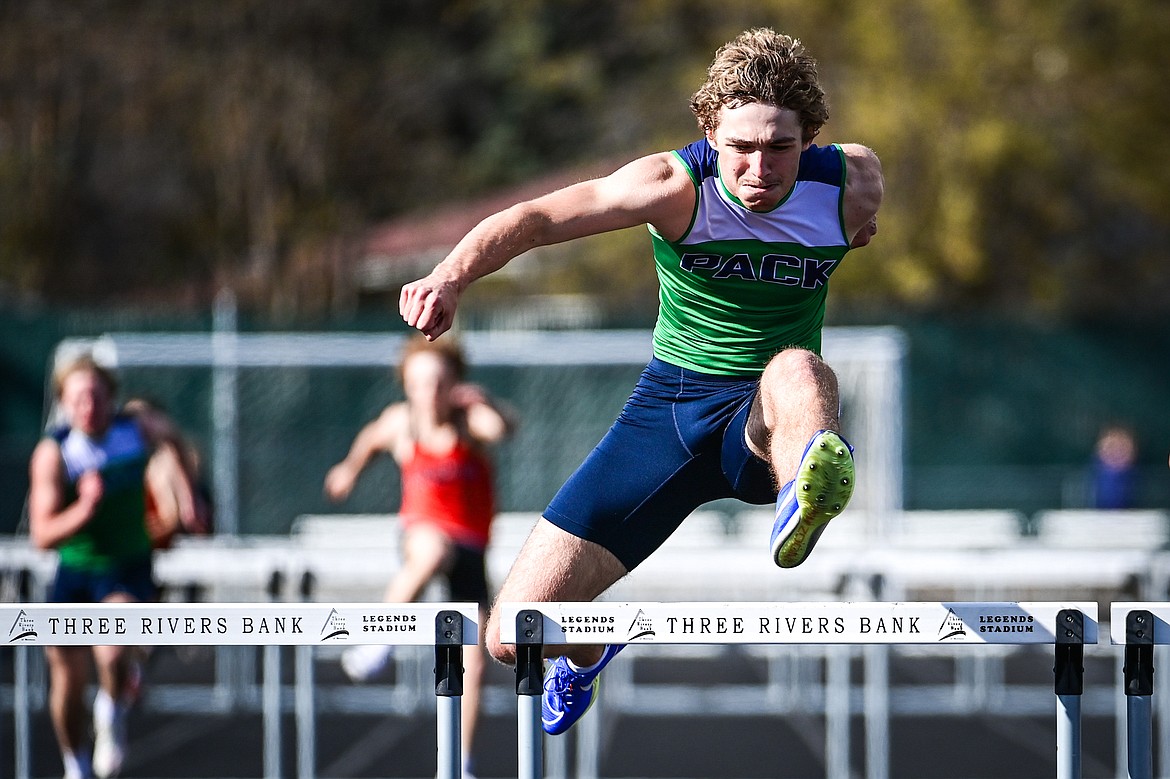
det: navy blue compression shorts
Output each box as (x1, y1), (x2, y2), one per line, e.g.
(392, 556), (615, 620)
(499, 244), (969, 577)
(544, 357), (777, 570)
(50, 556), (157, 604)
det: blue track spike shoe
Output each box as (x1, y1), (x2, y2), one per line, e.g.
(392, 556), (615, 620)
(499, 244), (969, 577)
(771, 430), (855, 568)
(541, 644), (624, 735)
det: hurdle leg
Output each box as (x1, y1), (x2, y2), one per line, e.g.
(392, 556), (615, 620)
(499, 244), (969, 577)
(575, 697), (601, 779)
(825, 645), (851, 779)
(1159, 645), (1170, 779)
(864, 644), (890, 779)
(435, 610), (465, 779)
(14, 567), (33, 779)
(295, 572), (317, 779)
(1124, 610), (1154, 779)
(263, 570), (284, 779)
(14, 643), (30, 779)
(294, 644), (316, 779)
(262, 645), (282, 779)
(1054, 609), (1085, 779)
(1057, 693), (1082, 779)
(515, 609), (545, 779)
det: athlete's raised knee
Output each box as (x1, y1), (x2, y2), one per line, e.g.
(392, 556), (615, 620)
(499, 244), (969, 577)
(763, 347), (824, 381)
(761, 348), (836, 398)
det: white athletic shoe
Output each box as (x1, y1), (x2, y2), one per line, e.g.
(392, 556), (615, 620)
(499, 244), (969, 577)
(92, 701), (127, 778)
(341, 644), (393, 682)
(63, 765), (94, 779)
(61, 748), (94, 779)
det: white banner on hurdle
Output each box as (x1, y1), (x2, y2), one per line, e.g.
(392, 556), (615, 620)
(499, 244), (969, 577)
(499, 601), (1098, 645)
(0, 603), (479, 646)
(1110, 602), (1170, 644)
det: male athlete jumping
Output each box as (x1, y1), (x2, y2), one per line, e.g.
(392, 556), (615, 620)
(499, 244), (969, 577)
(400, 28), (883, 735)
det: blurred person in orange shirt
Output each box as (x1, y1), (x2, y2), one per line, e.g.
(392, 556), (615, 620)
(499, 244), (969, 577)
(324, 335), (515, 778)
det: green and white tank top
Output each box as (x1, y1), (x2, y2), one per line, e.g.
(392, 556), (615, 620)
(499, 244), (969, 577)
(51, 414), (152, 570)
(651, 140), (850, 376)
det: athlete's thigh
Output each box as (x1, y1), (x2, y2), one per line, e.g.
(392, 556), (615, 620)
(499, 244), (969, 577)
(496, 518), (627, 605)
(544, 364), (724, 568)
(485, 519), (626, 660)
(721, 391), (780, 503)
(45, 644), (90, 678)
(401, 523), (455, 576)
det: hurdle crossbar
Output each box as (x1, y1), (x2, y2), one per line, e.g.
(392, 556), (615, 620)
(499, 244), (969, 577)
(2, 602), (478, 779)
(503, 601), (1097, 779)
(2, 602), (478, 646)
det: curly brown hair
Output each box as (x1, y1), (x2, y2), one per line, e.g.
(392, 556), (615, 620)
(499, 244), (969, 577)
(396, 334), (467, 382)
(689, 28), (828, 142)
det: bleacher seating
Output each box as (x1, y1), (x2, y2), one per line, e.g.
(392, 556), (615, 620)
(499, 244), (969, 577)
(1031, 509), (1169, 549)
(4, 508), (1167, 607)
(286, 512), (540, 601)
(890, 509), (1026, 549)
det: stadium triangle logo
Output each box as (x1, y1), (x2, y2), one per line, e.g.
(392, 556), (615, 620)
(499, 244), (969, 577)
(937, 608), (968, 642)
(8, 609), (37, 643)
(626, 609), (655, 642)
(320, 608), (350, 642)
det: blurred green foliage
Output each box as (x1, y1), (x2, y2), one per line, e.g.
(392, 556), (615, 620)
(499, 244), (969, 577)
(0, 0), (1167, 322)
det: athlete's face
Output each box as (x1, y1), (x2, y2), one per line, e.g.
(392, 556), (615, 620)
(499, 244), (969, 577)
(402, 352), (457, 418)
(60, 369), (114, 438)
(707, 103), (810, 212)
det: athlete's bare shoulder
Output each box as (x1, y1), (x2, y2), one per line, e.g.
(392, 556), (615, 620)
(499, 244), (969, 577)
(609, 151), (696, 241)
(841, 145), (883, 206)
(840, 144), (883, 246)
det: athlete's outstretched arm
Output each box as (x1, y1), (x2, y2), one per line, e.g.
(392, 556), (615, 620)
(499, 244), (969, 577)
(28, 440), (102, 549)
(323, 404), (406, 502)
(451, 383), (518, 445)
(841, 144), (884, 249)
(399, 152), (694, 340)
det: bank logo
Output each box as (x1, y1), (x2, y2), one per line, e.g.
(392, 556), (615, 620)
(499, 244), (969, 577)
(8, 609), (37, 643)
(320, 608), (350, 642)
(626, 609), (655, 642)
(937, 608), (968, 642)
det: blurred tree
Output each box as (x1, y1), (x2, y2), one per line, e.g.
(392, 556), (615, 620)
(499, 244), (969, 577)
(817, 0), (1170, 322)
(0, 0), (1166, 322)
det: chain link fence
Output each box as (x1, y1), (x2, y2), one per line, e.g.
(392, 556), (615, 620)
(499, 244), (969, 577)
(50, 327), (905, 536)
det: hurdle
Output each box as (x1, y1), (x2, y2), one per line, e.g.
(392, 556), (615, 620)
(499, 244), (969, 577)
(1110, 602), (1170, 779)
(1, 602), (478, 779)
(501, 601), (1097, 779)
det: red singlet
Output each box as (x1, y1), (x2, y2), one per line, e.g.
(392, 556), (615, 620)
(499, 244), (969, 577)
(399, 439), (495, 551)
